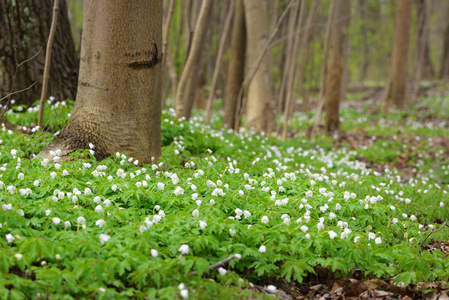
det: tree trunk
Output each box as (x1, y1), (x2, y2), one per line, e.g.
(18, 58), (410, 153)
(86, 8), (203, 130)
(384, 0), (412, 110)
(243, 0), (274, 133)
(358, 0), (370, 83)
(440, 2), (449, 78)
(415, 0), (434, 80)
(175, 0), (212, 120)
(325, 0), (351, 133)
(223, 0), (246, 129)
(0, 0), (78, 107)
(38, 0), (162, 164)
(297, 0), (318, 112)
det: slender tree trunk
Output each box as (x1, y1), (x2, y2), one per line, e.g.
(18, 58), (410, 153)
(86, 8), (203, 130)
(223, 0), (246, 129)
(311, 0), (335, 136)
(325, 0), (351, 133)
(358, 0), (370, 83)
(0, 0), (78, 107)
(161, 0), (176, 105)
(205, 0), (234, 123)
(38, 0), (162, 164)
(384, 0), (412, 110)
(175, 0), (213, 120)
(415, 0), (434, 80)
(440, 2), (449, 78)
(243, 0), (274, 132)
(277, 0), (300, 117)
(298, 0), (318, 112)
(282, 0), (305, 140)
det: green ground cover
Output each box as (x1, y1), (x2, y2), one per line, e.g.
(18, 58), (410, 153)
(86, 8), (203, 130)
(1, 96), (448, 299)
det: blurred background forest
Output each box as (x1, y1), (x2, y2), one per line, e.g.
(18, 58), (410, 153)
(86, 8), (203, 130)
(1, 0), (449, 136)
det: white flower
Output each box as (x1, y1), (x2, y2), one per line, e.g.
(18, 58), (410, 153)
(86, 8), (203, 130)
(14, 253), (22, 260)
(328, 231), (337, 239)
(340, 228), (352, 239)
(178, 283), (185, 290)
(305, 234), (311, 239)
(390, 206), (395, 211)
(151, 249), (158, 257)
(301, 225), (308, 233)
(45, 209), (51, 216)
(179, 244), (189, 255)
(77, 216), (86, 224)
(258, 245), (266, 253)
(7, 185), (16, 194)
(158, 210), (165, 217)
(93, 196), (101, 204)
(96, 219), (106, 227)
(375, 237), (382, 244)
(99, 234), (110, 244)
(195, 200), (202, 206)
(368, 232), (376, 240)
(192, 193), (198, 200)
(17, 173), (24, 180)
(405, 198), (411, 204)
(33, 180), (40, 187)
(104, 199), (111, 207)
(335, 203), (341, 210)
(171, 174), (179, 185)
(180, 289), (189, 299)
(174, 186), (184, 195)
(440, 202), (445, 207)
(218, 267), (227, 276)
(153, 215), (161, 224)
(192, 209), (199, 217)
(2, 204), (12, 211)
(157, 182), (165, 190)
(64, 221), (71, 229)
(84, 188), (92, 195)
(111, 184), (118, 191)
(199, 220), (207, 230)
(329, 212), (336, 220)
(50, 171), (57, 178)
(410, 215), (417, 221)
(52, 217), (61, 225)
(261, 216), (269, 224)
(243, 210), (251, 218)
(95, 205), (103, 212)
(11, 149), (17, 156)
(317, 222), (325, 231)
(305, 190), (313, 197)
(210, 199), (215, 205)
(6, 234), (15, 243)
(354, 236), (360, 243)
(229, 229), (236, 236)
(392, 218), (398, 224)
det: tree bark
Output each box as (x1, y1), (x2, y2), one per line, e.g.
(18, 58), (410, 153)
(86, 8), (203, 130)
(415, 0), (434, 80)
(297, 0), (318, 112)
(243, 0), (274, 133)
(440, 2), (449, 79)
(384, 0), (412, 110)
(38, 0), (162, 164)
(325, 0), (351, 133)
(175, 0), (212, 120)
(0, 0), (78, 107)
(223, 0), (246, 129)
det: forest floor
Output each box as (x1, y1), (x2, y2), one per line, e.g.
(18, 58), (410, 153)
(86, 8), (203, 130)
(1, 85), (449, 299)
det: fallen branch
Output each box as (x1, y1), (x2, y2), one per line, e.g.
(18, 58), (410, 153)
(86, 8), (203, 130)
(420, 219), (448, 249)
(188, 254), (241, 276)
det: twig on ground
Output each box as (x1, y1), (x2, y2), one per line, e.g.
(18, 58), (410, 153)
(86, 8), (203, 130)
(419, 219), (448, 249)
(188, 254), (241, 276)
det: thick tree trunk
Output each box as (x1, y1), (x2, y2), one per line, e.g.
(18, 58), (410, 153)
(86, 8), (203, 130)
(223, 0), (246, 129)
(0, 0), (78, 107)
(325, 0), (351, 133)
(384, 0), (412, 110)
(440, 2), (449, 79)
(38, 0), (162, 164)
(243, 0), (274, 133)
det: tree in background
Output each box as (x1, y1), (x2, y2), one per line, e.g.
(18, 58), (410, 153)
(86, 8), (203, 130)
(0, 0), (78, 106)
(441, 2), (449, 79)
(415, 0), (434, 80)
(325, 0), (351, 133)
(384, 0), (412, 110)
(38, 0), (162, 164)
(175, 0), (212, 120)
(223, 0), (246, 130)
(243, 0), (274, 133)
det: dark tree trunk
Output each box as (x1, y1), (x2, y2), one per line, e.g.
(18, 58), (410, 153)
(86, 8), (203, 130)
(0, 0), (78, 107)
(440, 2), (449, 79)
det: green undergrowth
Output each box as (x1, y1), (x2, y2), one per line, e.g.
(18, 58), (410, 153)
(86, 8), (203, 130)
(1, 96), (449, 299)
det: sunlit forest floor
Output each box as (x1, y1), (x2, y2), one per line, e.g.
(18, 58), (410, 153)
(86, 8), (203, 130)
(2, 85), (449, 299)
